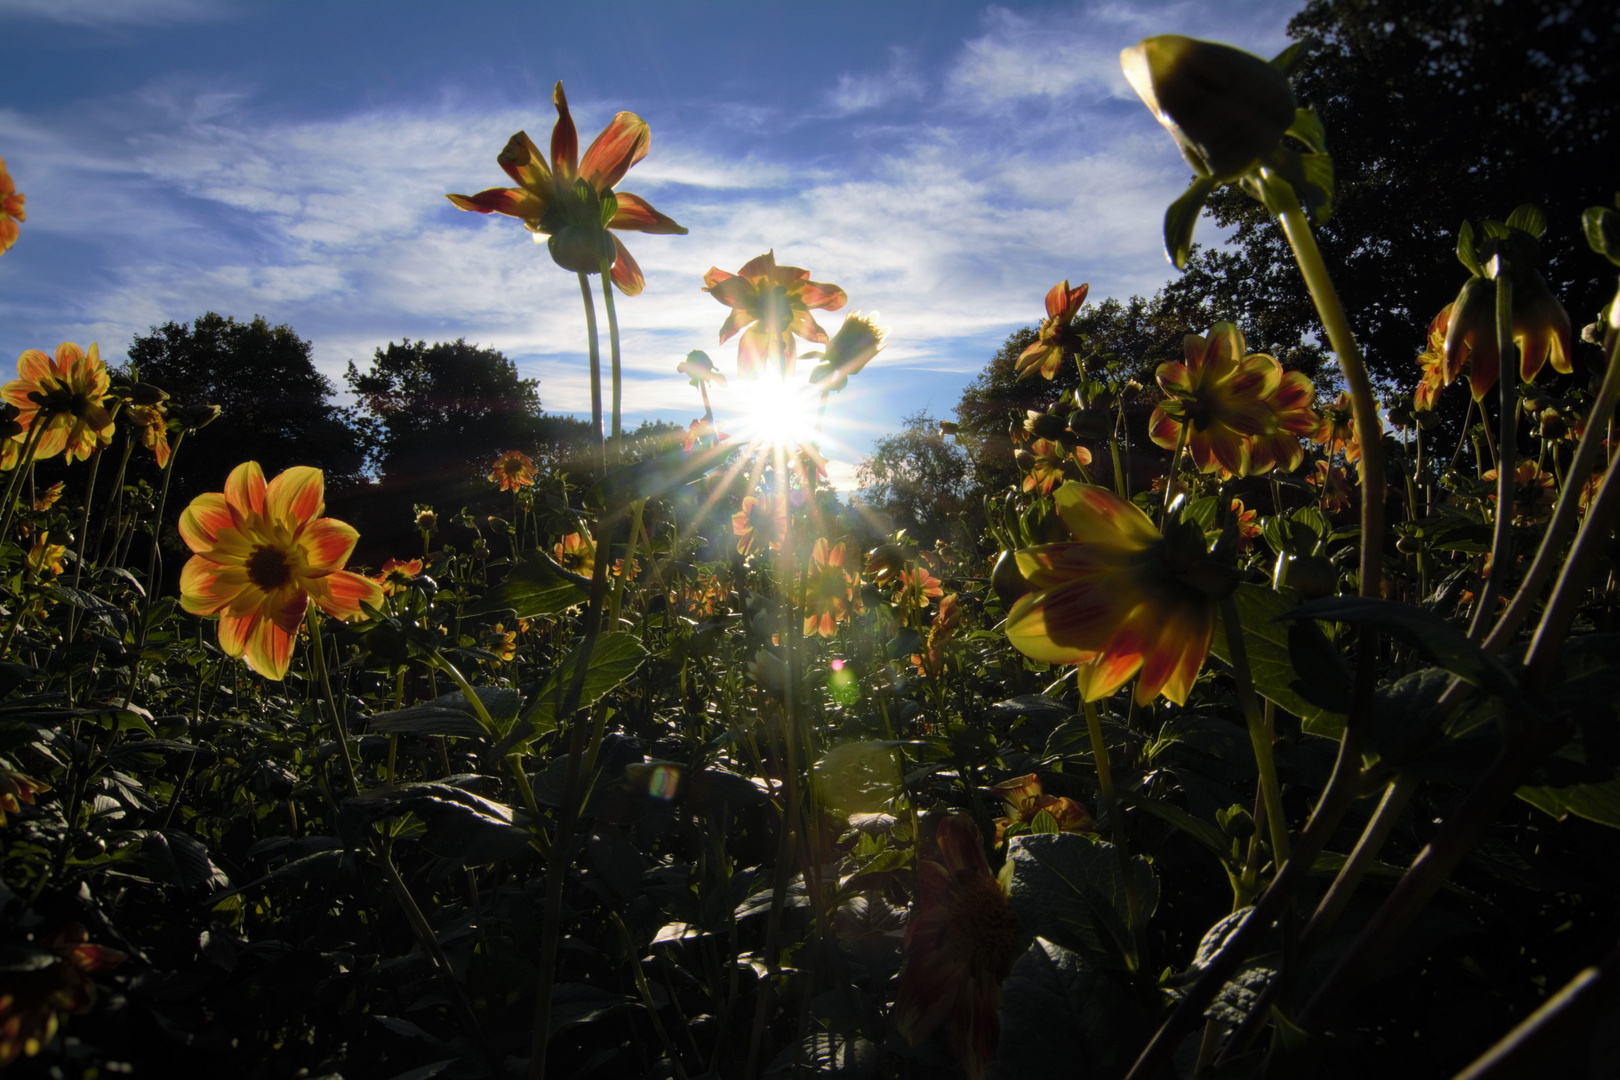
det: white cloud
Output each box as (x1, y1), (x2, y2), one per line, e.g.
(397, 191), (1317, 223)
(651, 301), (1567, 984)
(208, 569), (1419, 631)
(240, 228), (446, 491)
(0, 0), (228, 26)
(826, 48), (927, 117)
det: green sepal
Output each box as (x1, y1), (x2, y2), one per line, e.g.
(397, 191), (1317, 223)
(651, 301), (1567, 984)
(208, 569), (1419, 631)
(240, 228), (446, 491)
(1584, 203), (1620, 266)
(1504, 203), (1547, 239)
(1284, 107), (1326, 154)
(1456, 220), (1484, 278)
(1269, 38), (1315, 76)
(1164, 176), (1217, 270)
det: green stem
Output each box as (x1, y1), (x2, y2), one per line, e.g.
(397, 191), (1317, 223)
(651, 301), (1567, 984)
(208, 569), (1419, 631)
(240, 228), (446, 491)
(124, 428), (186, 704)
(307, 611), (361, 798)
(1161, 421), (1190, 522)
(1219, 596), (1290, 863)
(577, 271), (606, 478)
(0, 421), (49, 545)
(599, 261), (623, 465)
(1469, 265), (1517, 641)
(1272, 180), (1384, 600)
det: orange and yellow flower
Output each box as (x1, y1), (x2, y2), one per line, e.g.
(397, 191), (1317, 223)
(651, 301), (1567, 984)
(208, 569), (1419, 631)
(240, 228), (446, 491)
(446, 82), (686, 295)
(1414, 306), (1450, 412)
(484, 623), (518, 662)
(1444, 269), (1573, 401)
(732, 496), (780, 556)
(986, 772), (1092, 843)
(0, 925), (124, 1068)
(1016, 280), (1090, 380)
(2, 343), (115, 464)
(915, 593), (964, 677)
(1021, 437), (1091, 496)
(489, 449), (536, 491)
(1229, 498), (1262, 551)
(178, 462), (383, 680)
(895, 816), (1019, 1080)
(554, 532), (595, 577)
(26, 533), (65, 577)
(899, 565), (944, 609)
(1005, 482), (1224, 705)
(1484, 459), (1556, 525)
(802, 538), (855, 637)
(0, 156), (24, 256)
(1148, 324), (1279, 476)
(1247, 366), (1319, 475)
(127, 403), (171, 468)
(373, 557), (424, 595)
(0, 764), (48, 826)
(32, 482), (64, 512)
(703, 251), (847, 378)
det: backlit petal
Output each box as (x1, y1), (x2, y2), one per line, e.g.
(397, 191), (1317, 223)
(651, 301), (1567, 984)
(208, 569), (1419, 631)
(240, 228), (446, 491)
(446, 187), (546, 220)
(607, 191), (687, 234)
(224, 461), (267, 519)
(705, 274), (758, 310)
(307, 570), (384, 621)
(17, 349), (52, 383)
(737, 251), (777, 280)
(609, 235), (645, 296)
(179, 493), (234, 553)
(1053, 483), (1160, 551)
(266, 466), (325, 530)
(243, 617), (297, 681)
(717, 307), (755, 344)
(496, 130), (551, 192)
(296, 516), (358, 573)
(579, 111), (650, 193)
(550, 82), (579, 179)
(798, 280), (847, 311)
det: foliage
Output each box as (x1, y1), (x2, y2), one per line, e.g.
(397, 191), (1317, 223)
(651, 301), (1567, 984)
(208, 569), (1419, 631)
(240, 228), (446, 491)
(854, 410), (972, 543)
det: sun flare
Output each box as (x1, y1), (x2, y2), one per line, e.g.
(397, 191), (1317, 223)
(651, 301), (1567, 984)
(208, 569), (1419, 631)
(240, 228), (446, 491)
(721, 375), (823, 450)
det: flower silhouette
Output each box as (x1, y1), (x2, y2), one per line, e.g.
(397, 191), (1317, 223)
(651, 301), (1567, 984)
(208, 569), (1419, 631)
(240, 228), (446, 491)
(1016, 280), (1089, 380)
(703, 251), (847, 378)
(490, 449), (536, 491)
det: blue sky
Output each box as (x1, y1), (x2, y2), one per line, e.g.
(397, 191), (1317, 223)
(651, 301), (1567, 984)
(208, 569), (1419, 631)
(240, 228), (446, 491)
(0, 0), (1301, 489)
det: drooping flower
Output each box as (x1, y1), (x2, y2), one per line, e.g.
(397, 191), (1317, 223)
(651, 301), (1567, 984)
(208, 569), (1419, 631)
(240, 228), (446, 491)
(26, 532), (65, 577)
(0, 763), (48, 826)
(1021, 437), (1091, 496)
(178, 463), (384, 680)
(1005, 482), (1228, 705)
(808, 312), (888, 392)
(898, 565), (945, 609)
(703, 251), (847, 378)
(1414, 306), (1451, 412)
(1247, 365), (1319, 474)
(1016, 281), (1090, 381)
(915, 593), (964, 677)
(0, 924), (125, 1068)
(554, 532), (595, 577)
(1310, 460), (1353, 514)
(985, 773), (1093, 843)
(2, 343), (115, 464)
(1313, 391), (1376, 463)
(32, 481), (64, 512)
(126, 403), (172, 468)
(677, 349), (728, 389)
(1148, 324), (1280, 476)
(1444, 243), (1573, 400)
(732, 495), (780, 556)
(895, 816), (1019, 1080)
(802, 538), (855, 637)
(1483, 459), (1556, 525)
(489, 449), (536, 491)
(1229, 498), (1262, 551)
(445, 82), (686, 295)
(0, 155), (24, 256)
(373, 557), (424, 595)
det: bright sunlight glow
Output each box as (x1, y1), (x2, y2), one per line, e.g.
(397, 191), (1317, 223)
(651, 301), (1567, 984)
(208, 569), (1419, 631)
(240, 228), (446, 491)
(721, 375), (824, 450)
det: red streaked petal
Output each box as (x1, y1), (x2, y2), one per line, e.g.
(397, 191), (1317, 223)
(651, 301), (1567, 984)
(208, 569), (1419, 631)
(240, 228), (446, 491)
(717, 307), (755, 344)
(446, 187), (545, 220)
(496, 130), (550, 192)
(217, 613), (253, 658)
(297, 516), (358, 573)
(789, 310), (830, 344)
(308, 570), (384, 621)
(180, 557), (248, 615)
(1043, 280), (1070, 318)
(179, 492), (234, 553)
(609, 235), (645, 296)
(607, 191), (686, 234)
(17, 348), (52, 383)
(266, 466), (325, 529)
(705, 274), (757, 310)
(579, 111), (650, 193)
(550, 82), (579, 179)
(737, 328), (768, 380)
(737, 251), (777, 280)
(702, 266), (736, 289)
(225, 461), (267, 519)
(243, 616), (297, 680)
(798, 280), (847, 311)
(1053, 482), (1161, 550)
(1204, 322), (1244, 373)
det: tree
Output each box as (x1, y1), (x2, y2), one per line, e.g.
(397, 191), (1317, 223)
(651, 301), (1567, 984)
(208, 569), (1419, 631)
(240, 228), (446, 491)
(124, 313), (367, 509)
(856, 410), (973, 544)
(1194, 0), (1617, 391)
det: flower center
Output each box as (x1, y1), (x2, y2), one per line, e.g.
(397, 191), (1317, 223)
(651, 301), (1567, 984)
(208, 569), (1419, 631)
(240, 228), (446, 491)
(247, 545), (294, 590)
(946, 871), (1019, 974)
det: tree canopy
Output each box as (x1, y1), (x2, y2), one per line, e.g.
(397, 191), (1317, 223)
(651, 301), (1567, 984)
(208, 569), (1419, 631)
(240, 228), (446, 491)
(855, 410), (974, 544)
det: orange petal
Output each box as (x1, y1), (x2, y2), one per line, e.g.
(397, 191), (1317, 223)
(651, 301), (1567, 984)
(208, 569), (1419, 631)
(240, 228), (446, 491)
(224, 461), (267, 519)
(17, 348), (52, 383)
(579, 111), (650, 193)
(496, 130), (551, 192)
(737, 251), (777, 280)
(266, 466), (325, 530)
(180, 557), (248, 615)
(608, 191), (687, 234)
(609, 235), (645, 296)
(179, 492), (235, 553)
(242, 616), (297, 680)
(446, 187), (545, 219)
(308, 569), (384, 621)
(1053, 483), (1160, 551)
(705, 274), (757, 310)
(550, 82), (579, 179)
(297, 516), (359, 573)
(799, 280), (847, 311)
(717, 307), (755, 345)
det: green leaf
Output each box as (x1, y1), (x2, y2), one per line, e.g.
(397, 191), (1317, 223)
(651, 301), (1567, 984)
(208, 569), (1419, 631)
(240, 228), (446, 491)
(1210, 583), (1345, 737)
(1005, 833), (1158, 972)
(463, 551), (589, 618)
(1284, 107), (1327, 154)
(550, 983), (638, 1034)
(993, 938), (1147, 1079)
(1585, 204), (1620, 266)
(1504, 203), (1547, 239)
(339, 783), (532, 863)
(1164, 177), (1217, 271)
(1457, 219), (1484, 277)
(1517, 775), (1620, 829)
(369, 687), (519, 740)
(1120, 792), (1235, 869)
(501, 632), (648, 753)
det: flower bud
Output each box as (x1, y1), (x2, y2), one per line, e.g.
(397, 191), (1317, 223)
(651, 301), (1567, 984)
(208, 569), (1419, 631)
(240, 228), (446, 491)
(128, 382), (169, 406)
(1121, 35), (1296, 182)
(991, 549), (1031, 608)
(1068, 409), (1112, 440)
(1025, 411), (1068, 441)
(865, 544), (908, 584)
(415, 509), (438, 531)
(1539, 407), (1565, 439)
(938, 420), (959, 438)
(172, 403), (222, 431)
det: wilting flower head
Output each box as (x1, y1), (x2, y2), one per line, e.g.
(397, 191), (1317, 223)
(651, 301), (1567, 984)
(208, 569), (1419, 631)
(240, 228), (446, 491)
(446, 83), (686, 295)
(1121, 36), (1295, 183)
(0, 924), (125, 1068)
(126, 403), (172, 469)
(802, 538), (855, 637)
(3, 343), (115, 464)
(32, 481), (63, 512)
(1414, 306), (1451, 412)
(808, 312), (887, 392)
(1444, 217), (1574, 400)
(489, 449), (536, 491)
(703, 251), (847, 378)
(26, 532), (65, 577)
(676, 349), (728, 388)
(1149, 323), (1280, 476)
(1310, 460), (1353, 514)
(179, 463), (384, 680)
(1021, 438), (1092, 496)
(986, 772), (1093, 843)
(1006, 482), (1230, 705)
(373, 557), (424, 596)
(554, 532), (595, 577)
(0, 155), (25, 256)
(1016, 281), (1090, 381)
(732, 495), (780, 556)
(896, 816), (1019, 1080)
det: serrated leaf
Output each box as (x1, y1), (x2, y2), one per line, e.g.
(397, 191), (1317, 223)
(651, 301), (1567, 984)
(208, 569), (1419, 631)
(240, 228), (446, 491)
(464, 552), (589, 618)
(1164, 177), (1217, 271)
(1005, 833), (1157, 972)
(369, 687), (519, 740)
(1211, 583), (1345, 737)
(502, 632), (647, 753)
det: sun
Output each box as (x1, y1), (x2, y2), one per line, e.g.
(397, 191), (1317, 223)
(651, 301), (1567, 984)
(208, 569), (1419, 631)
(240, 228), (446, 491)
(721, 374), (824, 449)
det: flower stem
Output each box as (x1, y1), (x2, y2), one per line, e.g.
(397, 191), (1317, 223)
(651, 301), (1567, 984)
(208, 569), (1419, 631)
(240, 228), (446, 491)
(599, 261), (623, 465)
(124, 428), (186, 704)
(1219, 596), (1290, 863)
(1271, 179), (1384, 600)
(1469, 265), (1517, 640)
(306, 611), (361, 799)
(577, 271), (606, 478)
(0, 421), (49, 546)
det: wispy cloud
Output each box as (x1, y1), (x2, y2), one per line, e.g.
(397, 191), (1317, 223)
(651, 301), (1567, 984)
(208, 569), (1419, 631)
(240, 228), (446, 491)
(0, 0), (229, 27)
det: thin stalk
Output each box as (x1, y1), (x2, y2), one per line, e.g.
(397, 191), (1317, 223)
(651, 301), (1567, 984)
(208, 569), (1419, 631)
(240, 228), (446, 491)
(0, 421), (49, 544)
(1271, 179), (1384, 599)
(69, 445), (105, 591)
(1087, 698), (1146, 973)
(124, 429), (186, 702)
(1468, 267), (1517, 641)
(610, 911), (689, 1080)
(91, 434), (135, 565)
(1452, 942), (1620, 1080)
(599, 261), (623, 464)
(1220, 597), (1290, 862)
(307, 612), (361, 798)
(578, 271), (606, 478)
(1162, 421), (1191, 521)
(1303, 772), (1417, 946)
